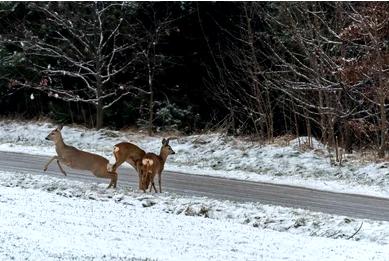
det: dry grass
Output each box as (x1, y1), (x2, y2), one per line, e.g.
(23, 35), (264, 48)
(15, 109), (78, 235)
(272, 134), (296, 147)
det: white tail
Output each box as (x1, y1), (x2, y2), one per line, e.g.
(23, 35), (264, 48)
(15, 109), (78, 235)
(112, 142), (146, 190)
(43, 126), (118, 188)
(142, 158), (154, 166)
(140, 138), (175, 193)
(106, 163), (114, 172)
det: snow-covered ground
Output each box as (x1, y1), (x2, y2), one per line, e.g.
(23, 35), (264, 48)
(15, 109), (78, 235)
(0, 120), (388, 198)
(0, 170), (388, 261)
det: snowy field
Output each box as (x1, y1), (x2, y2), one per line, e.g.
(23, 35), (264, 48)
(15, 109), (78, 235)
(0, 120), (388, 198)
(0, 170), (388, 261)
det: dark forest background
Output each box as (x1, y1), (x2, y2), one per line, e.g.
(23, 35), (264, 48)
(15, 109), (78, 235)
(0, 2), (388, 156)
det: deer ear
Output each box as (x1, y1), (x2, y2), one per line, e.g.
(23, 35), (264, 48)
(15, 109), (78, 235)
(57, 125), (63, 131)
(162, 138), (167, 145)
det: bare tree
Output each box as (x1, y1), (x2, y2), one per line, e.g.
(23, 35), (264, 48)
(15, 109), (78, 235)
(206, 2), (344, 142)
(260, 3), (346, 145)
(136, 3), (178, 135)
(4, 2), (147, 129)
(340, 3), (389, 157)
(203, 2), (276, 139)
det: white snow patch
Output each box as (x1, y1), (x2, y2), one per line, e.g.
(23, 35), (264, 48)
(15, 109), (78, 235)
(0, 170), (388, 260)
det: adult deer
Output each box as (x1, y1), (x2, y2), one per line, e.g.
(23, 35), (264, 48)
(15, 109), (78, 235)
(140, 138), (175, 193)
(43, 126), (118, 188)
(112, 142), (145, 189)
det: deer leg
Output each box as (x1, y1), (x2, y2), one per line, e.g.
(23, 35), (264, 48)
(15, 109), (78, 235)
(135, 161), (142, 173)
(107, 171), (118, 189)
(147, 173), (155, 193)
(107, 172), (113, 189)
(113, 176), (117, 188)
(141, 174), (146, 193)
(56, 160), (67, 176)
(135, 161), (143, 190)
(140, 175), (146, 192)
(139, 176), (149, 193)
(112, 157), (126, 172)
(138, 167), (146, 192)
(149, 177), (157, 193)
(158, 172), (162, 193)
(107, 179), (113, 189)
(112, 171), (118, 189)
(126, 158), (137, 170)
(43, 156), (58, 171)
(137, 171), (141, 189)
(44, 156), (68, 176)
(112, 147), (127, 172)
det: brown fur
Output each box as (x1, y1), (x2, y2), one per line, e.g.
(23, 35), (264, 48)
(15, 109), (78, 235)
(43, 126), (118, 188)
(140, 138), (175, 193)
(112, 142), (146, 189)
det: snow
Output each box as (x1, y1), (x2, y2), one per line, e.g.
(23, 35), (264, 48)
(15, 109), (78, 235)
(0, 120), (388, 199)
(0, 170), (388, 260)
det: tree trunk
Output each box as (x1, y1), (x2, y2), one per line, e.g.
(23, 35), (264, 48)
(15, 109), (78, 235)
(147, 60), (154, 136)
(343, 121), (353, 153)
(148, 88), (154, 136)
(95, 29), (104, 130)
(265, 88), (273, 142)
(95, 65), (104, 129)
(96, 101), (103, 130)
(319, 90), (327, 145)
(304, 109), (312, 147)
(293, 103), (300, 139)
(376, 28), (386, 158)
(378, 100), (386, 158)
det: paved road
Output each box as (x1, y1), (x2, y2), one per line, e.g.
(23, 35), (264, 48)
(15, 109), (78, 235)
(1, 151), (389, 221)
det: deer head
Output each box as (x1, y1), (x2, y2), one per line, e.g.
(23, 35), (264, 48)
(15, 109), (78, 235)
(45, 125), (63, 144)
(161, 138), (175, 155)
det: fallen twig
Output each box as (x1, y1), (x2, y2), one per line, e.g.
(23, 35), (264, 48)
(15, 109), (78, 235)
(347, 222), (363, 240)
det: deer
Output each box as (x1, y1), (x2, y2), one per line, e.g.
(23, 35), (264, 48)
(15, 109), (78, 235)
(140, 138), (175, 193)
(43, 126), (118, 189)
(111, 142), (146, 190)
